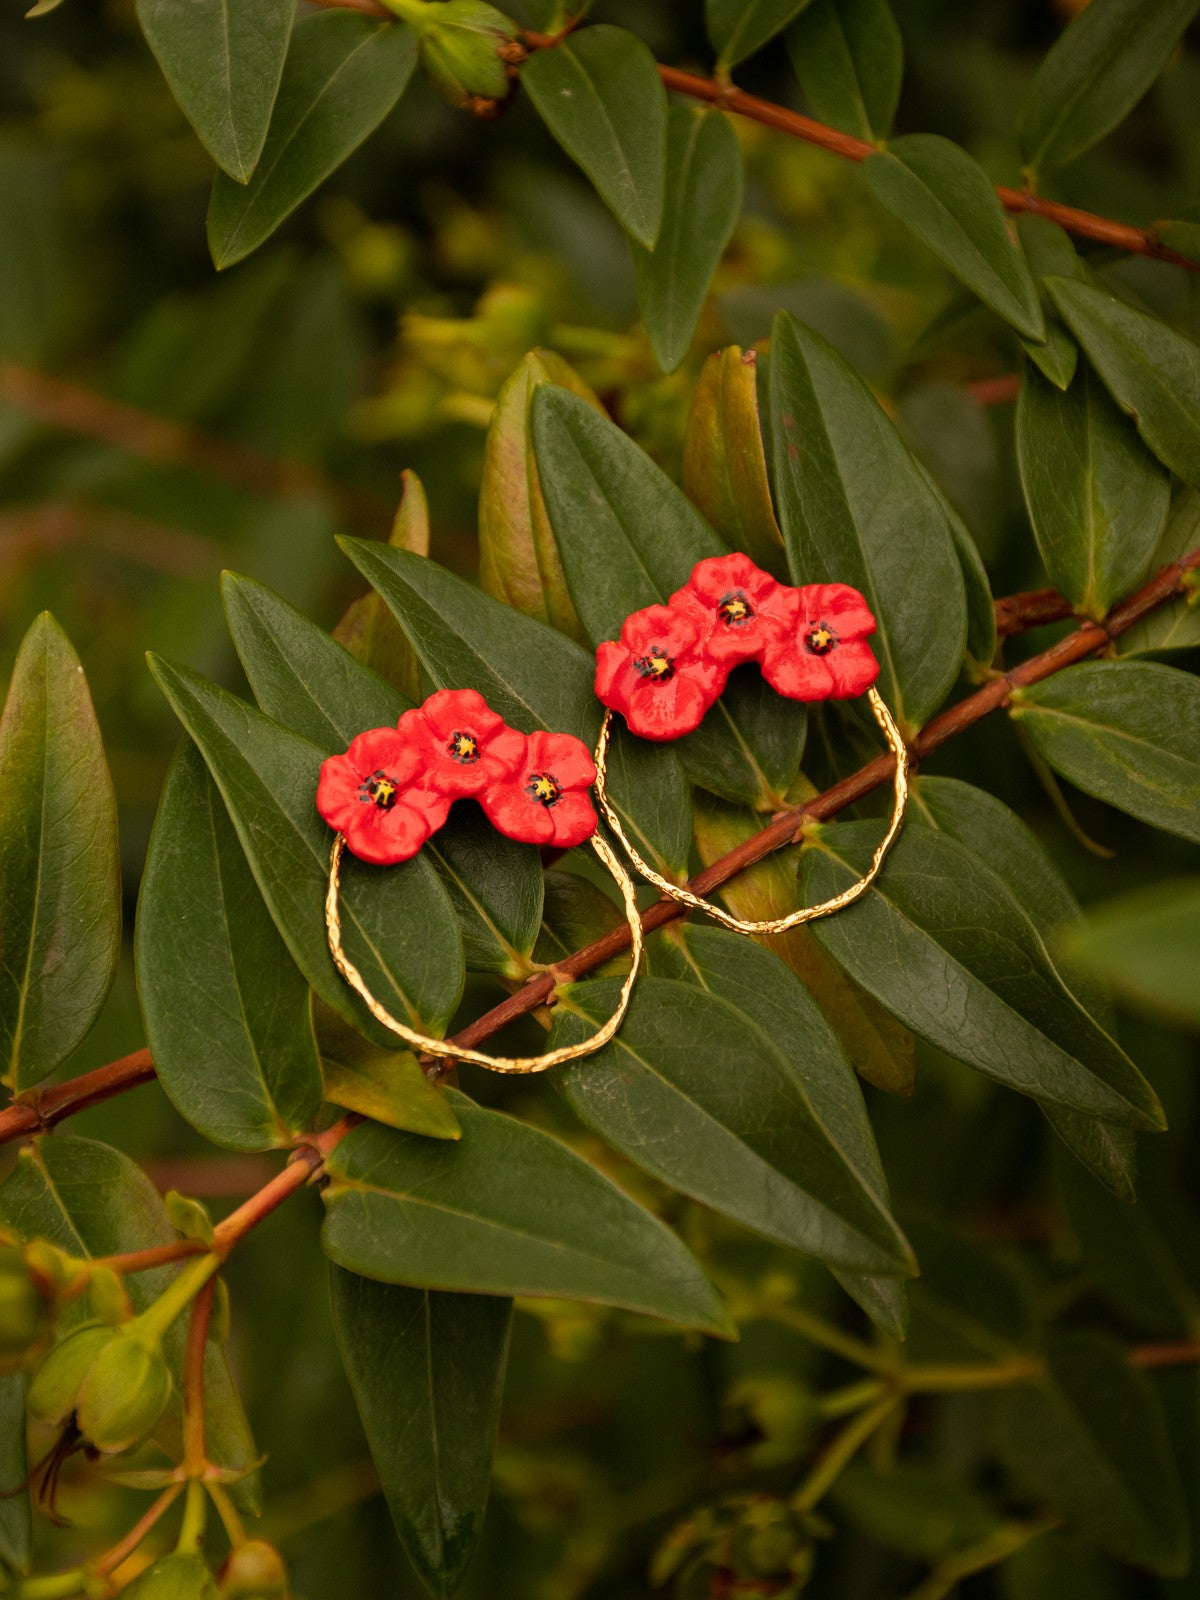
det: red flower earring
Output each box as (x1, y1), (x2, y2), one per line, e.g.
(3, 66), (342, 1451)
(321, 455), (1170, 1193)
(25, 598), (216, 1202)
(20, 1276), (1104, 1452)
(317, 690), (642, 1073)
(591, 553), (910, 933)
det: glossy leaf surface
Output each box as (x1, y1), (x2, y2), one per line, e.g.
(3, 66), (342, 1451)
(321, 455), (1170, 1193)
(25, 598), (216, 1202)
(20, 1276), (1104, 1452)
(1118, 489), (1200, 657)
(785, 0), (903, 142)
(706, 0), (814, 68)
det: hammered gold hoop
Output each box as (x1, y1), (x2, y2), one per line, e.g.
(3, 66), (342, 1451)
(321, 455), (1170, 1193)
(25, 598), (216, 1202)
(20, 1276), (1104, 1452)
(326, 831), (643, 1075)
(593, 686), (909, 935)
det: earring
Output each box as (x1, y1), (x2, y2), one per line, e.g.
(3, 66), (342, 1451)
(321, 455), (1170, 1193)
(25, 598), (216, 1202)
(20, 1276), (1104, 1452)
(317, 688), (642, 1074)
(591, 554), (909, 933)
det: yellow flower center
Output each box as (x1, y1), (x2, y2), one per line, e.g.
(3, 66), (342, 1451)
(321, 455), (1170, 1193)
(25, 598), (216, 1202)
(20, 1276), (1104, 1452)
(360, 771), (399, 810)
(526, 772), (562, 807)
(448, 731), (480, 764)
(634, 648), (675, 682)
(804, 624), (837, 656)
(717, 591), (753, 626)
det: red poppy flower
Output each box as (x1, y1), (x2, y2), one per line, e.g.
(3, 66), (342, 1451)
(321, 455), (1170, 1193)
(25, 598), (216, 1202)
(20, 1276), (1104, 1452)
(396, 687), (525, 798)
(317, 727), (451, 865)
(670, 552), (787, 665)
(594, 604), (726, 741)
(480, 730), (598, 848)
(761, 583), (880, 701)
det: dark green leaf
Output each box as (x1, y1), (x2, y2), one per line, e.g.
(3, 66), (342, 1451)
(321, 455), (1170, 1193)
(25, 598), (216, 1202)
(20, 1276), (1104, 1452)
(207, 12), (417, 268)
(550, 974), (914, 1276)
(321, 1098), (730, 1333)
(520, 26), (667, 248)
(1013, 216), (1081, 389)
(0, 1138), (259, 1505)
(632, 106), (742, 374)
(0, 614), (120, 1093)
(769, 314), (968, 732)
(1018, 0), (1200, 174)
(137, 0), (293, 182)
(993, 1330), (1189, 1574)
(1018, 362), (1169, 618)
(706, 0), (814, 69)
(905, 1218), (1038, 1360)
(1059, 878), (1200, 1030)
(147, 655), (464, 1046)
(830, 1461), (1000, 1561)
(800, 822), (1164, 1129)
(222, 572), (542, 976)
(0, 1376), (29, 1573)
(785, 0), (903, 142)
(864, 136), (1044, 340)
(334, 470), (429, 703)
(533, 869), (624, 968)
(532, 385), (806, 807)
(136, 742), (323, 1151)
(1118, 489), (1200, 656)
(1045, 276), (1200, 486)
(338, 538), (690, 877)
(330, 1268), (509, 1599)
(1014, 661), (1200, 846)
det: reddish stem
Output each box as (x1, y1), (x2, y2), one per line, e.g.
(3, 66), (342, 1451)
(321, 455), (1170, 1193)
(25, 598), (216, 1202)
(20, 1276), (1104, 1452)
(994, 587), (1076, 637)
(0, 1048), (156, 1143)
(183, 1279), (216, 1471)
(96, 1240), (210, 1275)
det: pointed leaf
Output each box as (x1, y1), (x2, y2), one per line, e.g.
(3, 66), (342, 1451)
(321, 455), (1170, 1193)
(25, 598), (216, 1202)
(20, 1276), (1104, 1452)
(520, 26), (667, 248)
(706, 0), (815, 69)
(769, 314), (967, 732)
(137, 0), (294, 182)
(633, 106), (743, 374)
(207, 11), (418, 268)
(321, 1098), (730, 1333)
(1045, 276), (1200, 487)
(785, 0), (903, 142)
(223, 571), (543, 974)
(1060, 878), (1200, 1031)
(800, 822), (1164, 1129)
(137, 742), (323, 1152)
(1118, 489), (1200, 657)
(322, 1052), (461, 1140)
(683, 346), (786, 575)
(334, 469), (429, 703)
(331, 1268), (509, 1599)
(147, 656), (464, 1045)
(1018, 0), (1200, 175)
(1013, 215), (1081, 389)
(864, 135), (1044, 340)
(0, 614), (120, 1092)
(1014, 661), (1200, 846)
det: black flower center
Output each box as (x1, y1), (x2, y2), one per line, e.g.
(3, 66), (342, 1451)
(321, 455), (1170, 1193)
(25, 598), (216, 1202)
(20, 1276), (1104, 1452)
(526, 771), (562, 808)
(359, 769), (399, 810)
(448, 731), (480, 764)
(804, 623), (838, 656)
(633, 647), (675, 682)
(717, 591), (754, 626)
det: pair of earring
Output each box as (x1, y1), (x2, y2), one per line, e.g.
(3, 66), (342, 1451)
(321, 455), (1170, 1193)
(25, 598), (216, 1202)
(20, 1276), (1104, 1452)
(317, 553), (909, 1075)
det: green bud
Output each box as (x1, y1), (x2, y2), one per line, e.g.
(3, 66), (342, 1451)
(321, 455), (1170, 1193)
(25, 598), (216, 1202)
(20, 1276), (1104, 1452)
(217, 1540), (289, 1598)
(166, 1191), (215, 1245)
(417, 0), (520, 108)
(730, 1496), (806, 1579)
(88, 1263), (132, 1325)
(121, 1551), (216, 1599)
(76, 1330), (172, 1454)
(0, 1245), (48, 1368)
(27, 1324), (115, 1427)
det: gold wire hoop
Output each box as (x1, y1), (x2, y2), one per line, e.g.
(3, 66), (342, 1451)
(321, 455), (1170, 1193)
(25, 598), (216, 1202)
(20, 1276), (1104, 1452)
(593, 686), (910, 935)
(325, 831), (643, 1075)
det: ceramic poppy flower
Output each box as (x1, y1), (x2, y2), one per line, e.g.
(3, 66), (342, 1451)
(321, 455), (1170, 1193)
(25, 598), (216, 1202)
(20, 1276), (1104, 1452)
(670, 552), (787, 665)
(396, 687), (525, 798)
(594, 603), (726, 741)
(317, 727), (451, 865)
(481, 730), (598, 848)
(761, 583), (880, 701)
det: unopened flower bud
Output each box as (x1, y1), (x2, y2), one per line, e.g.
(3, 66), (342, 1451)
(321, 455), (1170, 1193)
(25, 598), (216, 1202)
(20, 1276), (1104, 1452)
(121, 1551), (216, 1599)
(76, 1329), (172, 1454)
(27, 1323), (115, 1427)
(217, 1539), (289, 1598)
(416, 0), (520, 108)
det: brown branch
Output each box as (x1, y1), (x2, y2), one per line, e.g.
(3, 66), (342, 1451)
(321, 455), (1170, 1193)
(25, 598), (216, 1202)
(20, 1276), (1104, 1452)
(0, 1048), (157, 1144)
(96, 1240), (211, 1276)
(183, 1279), (216, 1470)
(994, 587), (1076, 637)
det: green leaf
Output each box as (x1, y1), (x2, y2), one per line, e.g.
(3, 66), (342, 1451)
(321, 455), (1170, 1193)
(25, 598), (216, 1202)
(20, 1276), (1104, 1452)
(207, 11), (417, 268)
(1018, 0), (1200, 175)
(222, 571), (542, 976)
(1014, 661), (1200, 846)
(532, 385), (806, 808)
(864, 136), (1045, 341)
(0, 1375), (30, 1574)
(520, 26), (667, 249)
(479, 350), (597, 642)
(533, 869), (624, 968)
(785, 0), (903, 143)
(0, 1138), (259, 1505)
(683, 346), (786, 576)
(330, 1268), (509, 1599)
(800, 822), (1164, 1129)
(830, 1460), (1000, 1562)
(0, 614), (120, 1093)
(136, 0), (293, 182)
(146, 655), (464, 1046)
(1013, 216), (1082, 389)
(1059, 878), (1200, 1030)
(550, 974), (914, 1276)
(322, 1051), (461, 1140)
(338, 538), (691, 877)
(632, 106), (742, 374)
(706, 0), (814, 69)
(1044, 276), (1200, 487)
(1118, 489), (1200, 657)
(321, 1097), (731, 1333)
(1017, 362), (1170, 619)
(769, 314), (968, 733)
(136, 742), (323, 1152)
(993, 1330), (1190, 1574)
(333, 469), (429, 704)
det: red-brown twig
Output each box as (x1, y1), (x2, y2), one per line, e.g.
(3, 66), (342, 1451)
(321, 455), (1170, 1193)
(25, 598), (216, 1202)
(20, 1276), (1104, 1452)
(0, 1048), (157, 1144)
(994, 587), (1076, 636)
(183, 1279), (216, 1471)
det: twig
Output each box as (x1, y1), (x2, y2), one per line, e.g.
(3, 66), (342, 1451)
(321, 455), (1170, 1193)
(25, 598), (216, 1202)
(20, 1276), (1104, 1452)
(994, 587), (1074, 636)
(0, 1048), (157, 1143)
(183, 1279), (216, 1471)
(93, 1483), (184, 1576)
